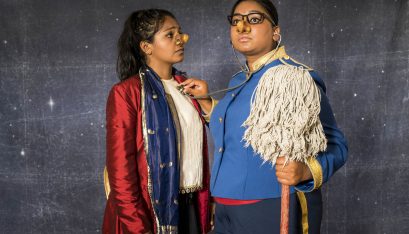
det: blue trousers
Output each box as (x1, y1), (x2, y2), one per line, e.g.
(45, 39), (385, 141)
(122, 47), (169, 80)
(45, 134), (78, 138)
(214, 190), (322, 234)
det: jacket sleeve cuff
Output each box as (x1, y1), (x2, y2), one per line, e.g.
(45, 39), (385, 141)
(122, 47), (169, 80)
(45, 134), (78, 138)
(295, 157), (323, 192)
(104, 166), (110, 199)
(202, 97), (219, 122)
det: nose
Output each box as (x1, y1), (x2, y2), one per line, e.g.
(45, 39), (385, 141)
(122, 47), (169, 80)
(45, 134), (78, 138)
(175, 33), (189, 46)
(175, 34), (182, 46)
(236, 19), (251, 33)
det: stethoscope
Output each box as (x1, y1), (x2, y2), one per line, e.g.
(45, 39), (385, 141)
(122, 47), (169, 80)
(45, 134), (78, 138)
(188, 36), (282, 99)
(186, 26), (282, 99)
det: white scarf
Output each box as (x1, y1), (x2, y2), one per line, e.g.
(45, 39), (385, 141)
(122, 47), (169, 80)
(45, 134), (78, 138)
(161, 78), (203, 193)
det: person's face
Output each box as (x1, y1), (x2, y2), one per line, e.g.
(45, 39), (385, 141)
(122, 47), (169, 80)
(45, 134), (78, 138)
(230, 1), (278, 58)
(144, 16), (185, 66)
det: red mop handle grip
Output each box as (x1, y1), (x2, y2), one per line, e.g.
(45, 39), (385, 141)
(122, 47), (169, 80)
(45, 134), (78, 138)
(280, 184), (290, 234)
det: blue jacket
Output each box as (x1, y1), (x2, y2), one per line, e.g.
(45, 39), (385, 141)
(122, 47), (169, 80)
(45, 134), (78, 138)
(209, 56), (348, 199)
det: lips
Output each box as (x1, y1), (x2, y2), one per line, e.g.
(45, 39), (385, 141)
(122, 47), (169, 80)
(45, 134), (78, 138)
(238, 36), (251, 42)
(175, 48), (184, 53)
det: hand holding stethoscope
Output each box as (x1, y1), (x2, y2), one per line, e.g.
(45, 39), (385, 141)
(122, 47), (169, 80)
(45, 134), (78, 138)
(178, 78), (209, 99)
(177, 35), (281, 100)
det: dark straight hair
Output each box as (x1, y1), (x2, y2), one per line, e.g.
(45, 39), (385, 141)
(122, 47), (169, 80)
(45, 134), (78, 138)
(116, 9), (176, 81)
(230, 0), (278, 26)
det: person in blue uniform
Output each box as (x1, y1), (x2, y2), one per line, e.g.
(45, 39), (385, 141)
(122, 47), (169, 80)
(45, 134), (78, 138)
(181, 0), (348, 233)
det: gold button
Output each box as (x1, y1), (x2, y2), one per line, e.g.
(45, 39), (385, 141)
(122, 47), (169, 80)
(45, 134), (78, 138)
(168, 161), (173, 167)
(219, 117), (223, 123)
(218, 147), (223, 153)
(284, 55), (290, 60)
(147, 129), (155, 134)
(231, 93), (235, 97)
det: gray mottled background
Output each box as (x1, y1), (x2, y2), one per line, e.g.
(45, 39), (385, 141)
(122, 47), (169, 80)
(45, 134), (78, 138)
(1, 0), (408, 233)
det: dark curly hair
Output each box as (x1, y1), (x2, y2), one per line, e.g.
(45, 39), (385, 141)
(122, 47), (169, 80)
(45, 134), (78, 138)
(116, 9), (176, 81)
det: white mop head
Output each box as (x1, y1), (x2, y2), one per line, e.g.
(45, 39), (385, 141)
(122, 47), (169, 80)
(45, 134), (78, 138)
(242, 64), (327, 166)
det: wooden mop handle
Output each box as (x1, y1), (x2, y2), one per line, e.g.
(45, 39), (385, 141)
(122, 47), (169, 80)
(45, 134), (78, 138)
(280, 184), (290, 234)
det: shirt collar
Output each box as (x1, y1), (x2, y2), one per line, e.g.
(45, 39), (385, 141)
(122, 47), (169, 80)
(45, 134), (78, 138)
(251, 46), (288, 71)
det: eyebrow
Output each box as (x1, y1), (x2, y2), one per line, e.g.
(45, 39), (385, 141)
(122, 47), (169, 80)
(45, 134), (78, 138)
(161, 26), (181, 32)
(233, 10), (264, 15)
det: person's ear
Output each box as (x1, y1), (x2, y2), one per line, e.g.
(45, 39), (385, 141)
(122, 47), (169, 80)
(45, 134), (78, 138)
(273, 26), (281, 42)
(140, 41), (153, 56)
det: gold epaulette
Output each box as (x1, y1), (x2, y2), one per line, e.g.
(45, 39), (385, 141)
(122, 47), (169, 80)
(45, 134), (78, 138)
(279, 55), (314, 71)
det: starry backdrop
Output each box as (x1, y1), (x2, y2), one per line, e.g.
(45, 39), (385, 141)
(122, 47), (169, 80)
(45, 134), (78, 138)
(1, 0), (408, 233)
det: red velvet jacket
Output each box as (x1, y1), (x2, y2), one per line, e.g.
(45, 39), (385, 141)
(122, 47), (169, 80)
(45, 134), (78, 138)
(102, 75), (211, 234)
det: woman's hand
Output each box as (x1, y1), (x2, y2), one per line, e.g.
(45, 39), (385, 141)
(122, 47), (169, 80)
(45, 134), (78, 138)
(179, 78), (213, 114)
(275, 157), (312, 186)
(179, 78), (209, 98)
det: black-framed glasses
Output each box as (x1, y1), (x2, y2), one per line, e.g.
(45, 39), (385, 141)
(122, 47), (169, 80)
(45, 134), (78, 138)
(227, 12), (276, 26)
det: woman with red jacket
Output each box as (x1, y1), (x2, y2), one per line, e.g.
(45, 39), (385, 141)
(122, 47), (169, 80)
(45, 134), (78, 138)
(102, 9), (211, 234)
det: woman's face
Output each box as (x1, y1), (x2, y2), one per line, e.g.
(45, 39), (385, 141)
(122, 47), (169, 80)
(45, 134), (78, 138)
(147, 16), (185, 65)
(230, 1), (276, 58)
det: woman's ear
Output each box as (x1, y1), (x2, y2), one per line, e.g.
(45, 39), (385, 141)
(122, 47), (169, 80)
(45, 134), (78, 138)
(273, 26), (281, 42)
(140, 41), (153, 56)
